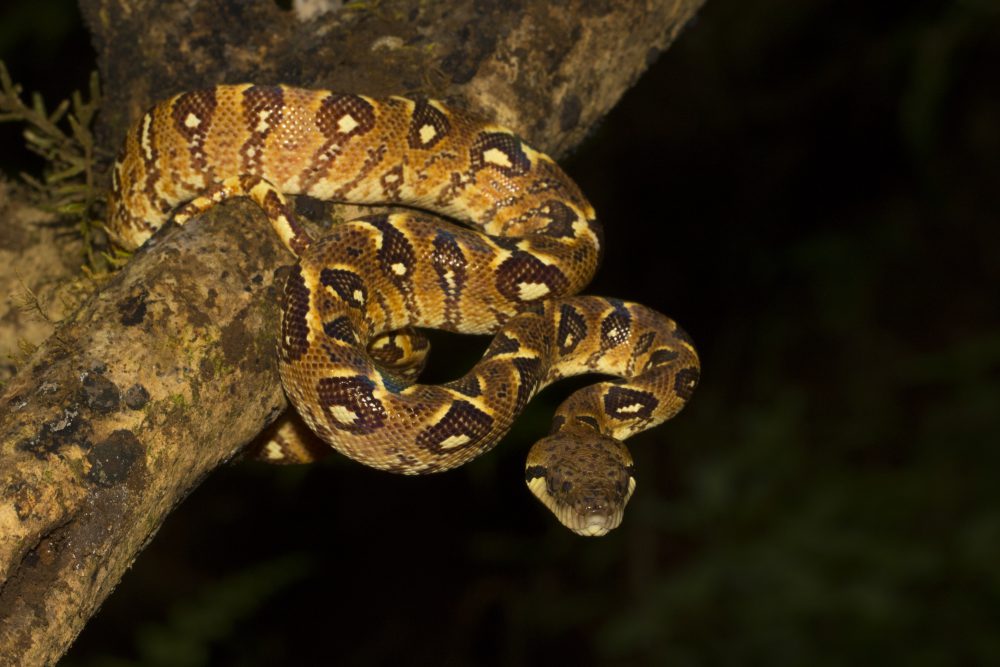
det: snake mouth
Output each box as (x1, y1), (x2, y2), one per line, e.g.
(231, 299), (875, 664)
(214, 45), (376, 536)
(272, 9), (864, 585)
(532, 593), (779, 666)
(567, 508), (625, 537)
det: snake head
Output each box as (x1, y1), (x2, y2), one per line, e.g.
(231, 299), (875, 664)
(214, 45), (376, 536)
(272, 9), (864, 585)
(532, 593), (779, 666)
(525, 431), (636, 537)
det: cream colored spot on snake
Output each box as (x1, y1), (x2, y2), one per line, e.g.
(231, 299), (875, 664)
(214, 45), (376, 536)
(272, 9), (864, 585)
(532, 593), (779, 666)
(391, 262), (407, 276)
(353, 289), (365, 304)
(271, 215), (297, 250)
(615, 403), (647, 415)
(383, 171), (400, 182)
(329, 405), (358, 424)
(678, 339), (697, 354)
(264, 441), (285, 460)
(517, 282), (550, 301)
(256, 109), (272, 133)
(438, 434), (471, 450)
(572, 218), (597, 244)
(522, 144), (548, 165)
(140, 112), (154, 161)
(249, 181), (270, 198)
(184, 112), (201, 128)
(337, 114), (359, 134)
(419, 124), (437, 145)
(443, 269), (457, 290)
(483, 147), (512, 169)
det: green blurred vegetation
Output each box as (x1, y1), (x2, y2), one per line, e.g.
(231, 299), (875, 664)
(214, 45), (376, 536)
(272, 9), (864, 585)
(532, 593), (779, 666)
(2, 0), (997, 665)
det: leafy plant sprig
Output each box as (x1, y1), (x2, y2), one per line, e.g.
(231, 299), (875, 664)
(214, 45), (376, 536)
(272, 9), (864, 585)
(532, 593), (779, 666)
(0, 61), (109, 270)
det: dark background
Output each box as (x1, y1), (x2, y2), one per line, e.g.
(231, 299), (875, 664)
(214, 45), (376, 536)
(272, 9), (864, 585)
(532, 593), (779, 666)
(2, 0), (998, 664)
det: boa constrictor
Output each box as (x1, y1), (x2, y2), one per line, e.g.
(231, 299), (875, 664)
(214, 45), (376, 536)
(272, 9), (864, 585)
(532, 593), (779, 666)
(107, 84), (700, 536)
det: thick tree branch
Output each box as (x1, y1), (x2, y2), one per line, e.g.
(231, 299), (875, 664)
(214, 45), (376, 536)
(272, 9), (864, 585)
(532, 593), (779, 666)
(0, 179), (88, 384)
(0, 0), (704, 662)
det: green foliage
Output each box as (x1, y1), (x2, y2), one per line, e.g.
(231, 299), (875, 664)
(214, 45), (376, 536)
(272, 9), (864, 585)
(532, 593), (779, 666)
(0, 61), (107, 269)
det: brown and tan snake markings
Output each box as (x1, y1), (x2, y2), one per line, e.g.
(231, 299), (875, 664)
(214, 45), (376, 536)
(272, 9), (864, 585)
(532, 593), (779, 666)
(430, 229), (468, 327)
(316, 375), (387, 435)
(108, 83), (700, 536)
(556, 302), (588, 356)
(603, 385), (659, 421)
(322, 316), (357, 345)
(599, 299), (632, 349)
(447, 373), (484, 399)
(319, 267), (368, 308)
(407, 99), (451, 150)
(495, 251), (571, 303)
(279, 266), (311, 363)
(170, 89), (216, 172)
(416, 400), (495, 455)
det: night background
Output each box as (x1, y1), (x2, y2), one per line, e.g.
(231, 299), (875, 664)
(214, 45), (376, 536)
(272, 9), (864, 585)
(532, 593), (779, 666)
(2, 0), (998, 664)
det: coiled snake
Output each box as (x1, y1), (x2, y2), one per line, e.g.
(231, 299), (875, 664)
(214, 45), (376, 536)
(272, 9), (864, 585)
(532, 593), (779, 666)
(107, 84), (700, 536)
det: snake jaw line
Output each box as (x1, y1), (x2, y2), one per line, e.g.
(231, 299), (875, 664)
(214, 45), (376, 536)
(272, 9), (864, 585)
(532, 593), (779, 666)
(575, 509), (625, 538)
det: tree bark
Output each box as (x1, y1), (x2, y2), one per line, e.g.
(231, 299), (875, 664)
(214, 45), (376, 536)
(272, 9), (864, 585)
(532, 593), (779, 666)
(0, 0), (704, 662)
(0, 179), (91, 384)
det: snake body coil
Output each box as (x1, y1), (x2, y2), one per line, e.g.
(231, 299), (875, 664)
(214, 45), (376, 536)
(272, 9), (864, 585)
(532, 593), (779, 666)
(108, 84), (699, 536)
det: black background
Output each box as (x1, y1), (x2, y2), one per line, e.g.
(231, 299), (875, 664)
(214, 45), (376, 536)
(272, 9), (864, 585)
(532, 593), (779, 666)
(2, 0), (998, 664)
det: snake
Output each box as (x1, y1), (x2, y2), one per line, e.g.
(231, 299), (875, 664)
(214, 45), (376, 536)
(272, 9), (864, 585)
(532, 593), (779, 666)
(106, 84), (700, 536)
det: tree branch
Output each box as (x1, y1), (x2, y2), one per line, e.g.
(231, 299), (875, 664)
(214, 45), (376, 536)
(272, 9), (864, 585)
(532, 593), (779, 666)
(0, 0), (704, 662)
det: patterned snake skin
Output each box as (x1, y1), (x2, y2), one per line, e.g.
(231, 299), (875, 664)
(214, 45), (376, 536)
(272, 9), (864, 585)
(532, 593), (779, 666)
(107, 84), (700, 536)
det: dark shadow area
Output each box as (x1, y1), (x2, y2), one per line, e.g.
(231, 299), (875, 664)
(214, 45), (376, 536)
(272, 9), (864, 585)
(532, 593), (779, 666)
(2, 0), (997, 664)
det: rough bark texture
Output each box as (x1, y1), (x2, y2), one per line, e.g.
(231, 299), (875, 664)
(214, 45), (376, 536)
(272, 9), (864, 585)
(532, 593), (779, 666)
(0, 179), (90, 383)
(0, 0), (704, 663)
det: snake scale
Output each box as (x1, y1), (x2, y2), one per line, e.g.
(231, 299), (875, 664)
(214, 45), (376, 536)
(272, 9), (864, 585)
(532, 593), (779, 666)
(107, 84), (700, 536)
